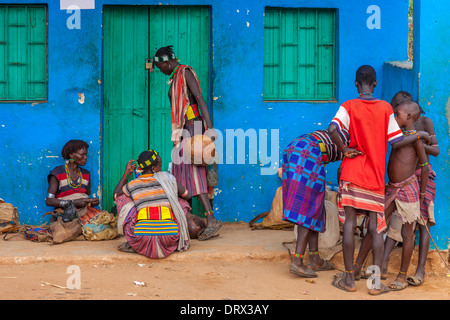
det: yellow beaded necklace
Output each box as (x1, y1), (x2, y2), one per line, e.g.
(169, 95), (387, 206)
(64, 163), (83, 189)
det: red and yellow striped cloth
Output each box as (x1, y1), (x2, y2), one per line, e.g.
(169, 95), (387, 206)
(135, 206), (178, 236)
(137, 206), (174, 221)
(338, 180), (387, 233)
(134, 220), (179, 236)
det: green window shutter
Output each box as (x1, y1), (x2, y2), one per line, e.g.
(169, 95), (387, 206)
(263, 8), (335, 101)
(0, 5), (47, 101)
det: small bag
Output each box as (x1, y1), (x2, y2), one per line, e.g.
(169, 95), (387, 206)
(43, 200), (78, 223)
(249, 187), (293, 230)
(23, 226), (51, 242)
(50, 217), (82, 244)
(0, 201), (20, 234)
(207, 163), (219, 187)
(62, 200), (78, 222)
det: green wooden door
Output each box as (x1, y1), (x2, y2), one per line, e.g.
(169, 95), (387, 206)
(148, 6), (210, 169)
(102, 6), (210, 211)
(103, 6), (150, 211)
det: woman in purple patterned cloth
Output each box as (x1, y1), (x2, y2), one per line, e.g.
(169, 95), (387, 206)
(282, 128), (351, 278)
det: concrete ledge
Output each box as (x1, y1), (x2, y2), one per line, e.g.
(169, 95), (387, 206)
(385, 60), (413, 69)
(0, 222), (448, 276)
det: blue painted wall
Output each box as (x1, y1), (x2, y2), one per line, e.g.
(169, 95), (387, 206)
(382, 61), (414, 102)
(9, 0), (449, 249)
(0, 2), (103, 224)
(211, 0), (409, 223)
(413, 0), (449, 249)
(381, 0), (450, 249)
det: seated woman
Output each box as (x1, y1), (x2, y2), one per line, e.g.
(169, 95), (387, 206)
(113, 149), (200, 259)
(46, 139), (101, 224)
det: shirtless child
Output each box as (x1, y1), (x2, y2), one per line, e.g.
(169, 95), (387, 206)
(384, 101), (429, 290)
(382, 91), (439, 287)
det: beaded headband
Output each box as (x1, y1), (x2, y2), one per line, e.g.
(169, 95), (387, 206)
(146, 53), (177, 71)
(153, 53), (175, 62)
(137, 150), (159, 169)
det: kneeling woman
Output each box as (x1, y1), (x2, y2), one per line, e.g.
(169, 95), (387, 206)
(113, 150), (191, 258)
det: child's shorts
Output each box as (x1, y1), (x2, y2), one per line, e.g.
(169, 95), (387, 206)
(386, 210), (418, 242)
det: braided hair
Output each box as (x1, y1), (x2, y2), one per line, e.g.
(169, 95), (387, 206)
(137, 150), (160, 172)
(154, 45), (177, 60)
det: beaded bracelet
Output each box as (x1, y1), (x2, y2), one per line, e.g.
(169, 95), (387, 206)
(403, 130), (420, 140)
(403, 129), (417, 136)
(122, 172), (130, 180)
(419, 162), (428, 167)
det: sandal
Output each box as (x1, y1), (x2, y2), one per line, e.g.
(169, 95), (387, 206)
(331, 274), (356, 293)
(198, 223), (222, 241)
(333, 271), (361, 281)
(406, 275), (424, 287)
(368, 283), (391, 296)
(289, 264), (317, 278)
(388, 280), (408, 291)
(308, 260), (335, 271)
(118, 242), (136, 253)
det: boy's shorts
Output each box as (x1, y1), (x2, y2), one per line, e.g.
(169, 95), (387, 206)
(386, 210), (418, 242)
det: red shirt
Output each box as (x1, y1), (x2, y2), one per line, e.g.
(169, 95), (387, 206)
(331, 98), (403, 190)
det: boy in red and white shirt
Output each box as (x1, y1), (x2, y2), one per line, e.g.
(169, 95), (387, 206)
(328, 65), (426, 295)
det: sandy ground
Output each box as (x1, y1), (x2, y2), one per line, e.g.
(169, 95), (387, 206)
(0, 223), (448, 302)
(0, 258), (449, 301)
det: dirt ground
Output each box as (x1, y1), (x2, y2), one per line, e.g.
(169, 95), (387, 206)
(0, 258), (449, 301)
(0, 222), (448, 303)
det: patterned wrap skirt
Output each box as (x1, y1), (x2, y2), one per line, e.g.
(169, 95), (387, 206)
(282, 134), (327, 232)
(116, 194), (181, 259)
(415, 165), (436, 226)
(384, 174), (421, 224)
(172, 119), (208, 196)
(338, 181), (386, 233)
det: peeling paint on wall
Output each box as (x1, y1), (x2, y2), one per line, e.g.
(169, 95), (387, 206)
(78, 92), (85, 104)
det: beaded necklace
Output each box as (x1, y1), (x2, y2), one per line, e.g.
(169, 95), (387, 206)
(167, 64), (182, 85)
(414, 115), (421, 127)
(359, 92), (373, 98)
(64, 163), (83, 189)
(402, 128), (416, 135)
